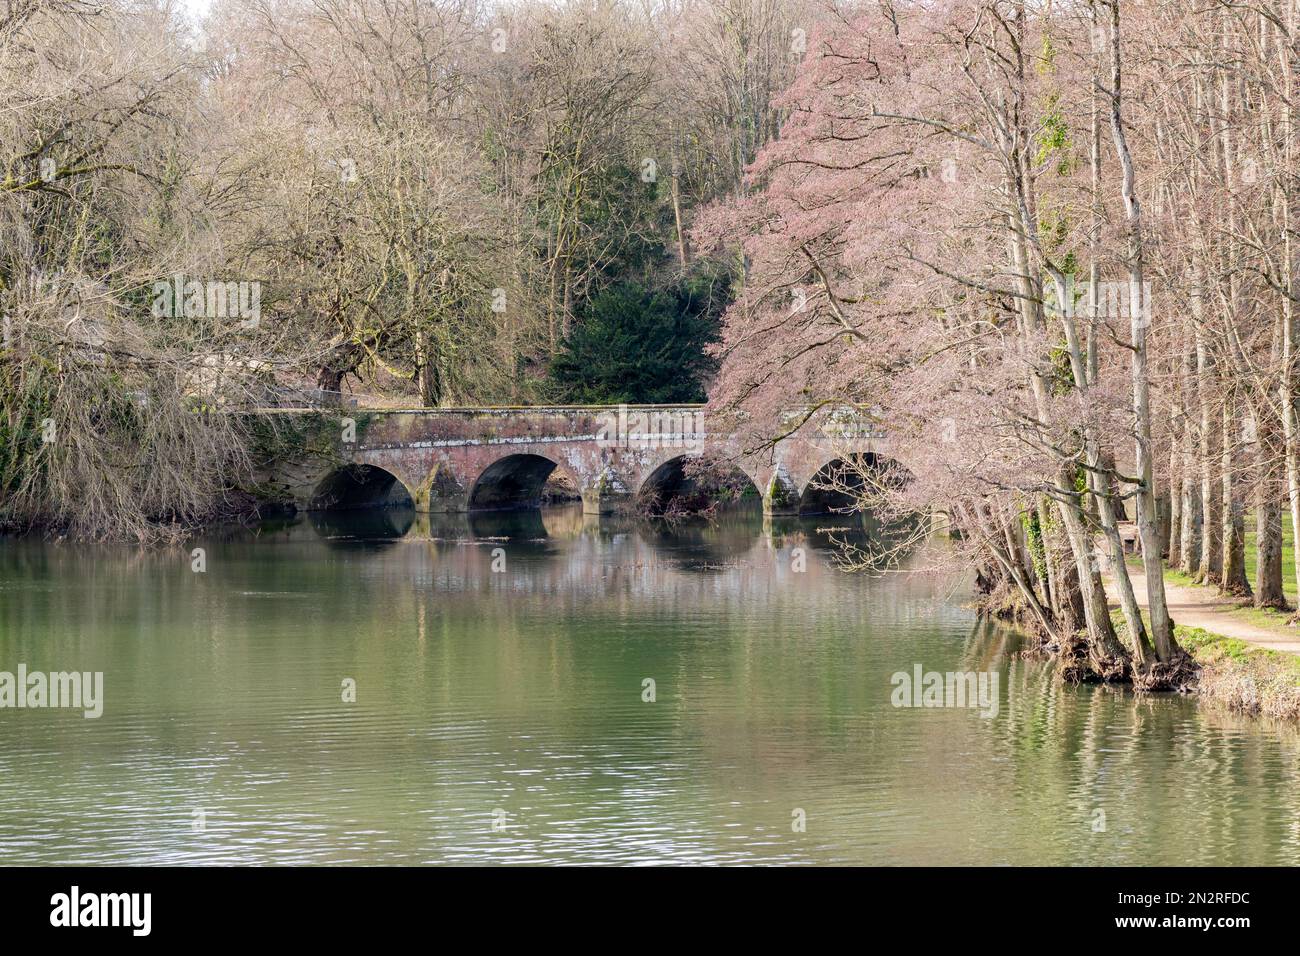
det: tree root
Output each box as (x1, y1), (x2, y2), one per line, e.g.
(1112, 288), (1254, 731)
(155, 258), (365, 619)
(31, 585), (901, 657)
(1054, 631), (1200, 689)
(1087, 649), (1130, 683)
(1131, 652), (1200, 693)
(1056, 631), (1089, 682)
(1254, 598), (1294, 613)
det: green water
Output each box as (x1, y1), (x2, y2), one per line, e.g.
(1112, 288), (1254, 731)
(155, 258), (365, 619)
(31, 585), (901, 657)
(1, 505), (1298, 865)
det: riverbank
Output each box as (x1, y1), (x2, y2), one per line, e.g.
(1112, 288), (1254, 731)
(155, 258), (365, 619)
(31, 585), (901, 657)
(1109, 566), (1300, 721)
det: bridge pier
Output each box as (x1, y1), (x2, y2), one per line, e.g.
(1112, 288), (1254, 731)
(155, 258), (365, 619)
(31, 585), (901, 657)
(761, 469), (802, 517)
(415, 491), (468, 513)
(762, 499), (800, 517)
(581, 467), (633, 516)
(413, 464), (468, 513)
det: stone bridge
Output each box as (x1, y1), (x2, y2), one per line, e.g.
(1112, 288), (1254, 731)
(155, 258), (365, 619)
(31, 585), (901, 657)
(258, 404), (891, 517)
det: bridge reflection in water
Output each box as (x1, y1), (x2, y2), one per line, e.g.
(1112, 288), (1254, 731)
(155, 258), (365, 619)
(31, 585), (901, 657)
(302, 501), (924, 575)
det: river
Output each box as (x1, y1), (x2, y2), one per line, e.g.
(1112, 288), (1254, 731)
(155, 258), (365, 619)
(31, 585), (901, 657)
(1, 504), (1298, 865)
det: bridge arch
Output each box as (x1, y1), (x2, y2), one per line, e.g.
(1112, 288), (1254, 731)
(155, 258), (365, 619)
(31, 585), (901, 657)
(798, 453), (908, 516)
(309, 463), (415, 511)
(467, 453), (580, 511)
(636, 454), (761, 515)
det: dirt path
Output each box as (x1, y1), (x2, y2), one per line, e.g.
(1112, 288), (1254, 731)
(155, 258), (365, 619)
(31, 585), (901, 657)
(1116, 568), (1300, 654)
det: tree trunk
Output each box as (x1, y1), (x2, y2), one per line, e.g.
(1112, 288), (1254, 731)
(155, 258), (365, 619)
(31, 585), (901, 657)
(414, 330), (441, 407)
(1031, 498), (1057, 615)
(1284, 283), (1300, 611)
(1168, 439), (1182, 567)
(1092, 456), (1156, 668)
(1043, 498), (1085, 632)
(316, 366), (344, 393)
(1255, 498), (1287, 608)
(1280, 4), (1300, 612)
(1255, 412), (1289, 609)
(1178, 331), (1202, 571)
(1195, 327), (1221, 581)
(1220, 396), (1252, 595)
(670, 148), (690, 268)
(1106, 2), (1179, 661)
(1056, 464), (1127, 667)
